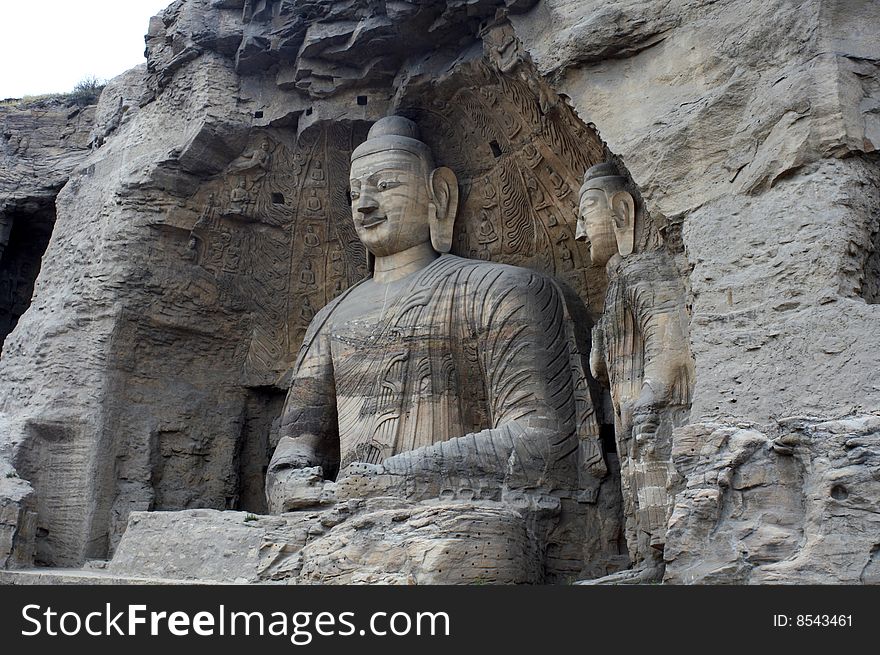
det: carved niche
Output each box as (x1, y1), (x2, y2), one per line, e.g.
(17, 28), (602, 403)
(180, 123), (370, 386)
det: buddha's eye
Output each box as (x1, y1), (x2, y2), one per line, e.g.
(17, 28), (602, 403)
(350, 189), (360, 201)
(377, 180), (389, 191)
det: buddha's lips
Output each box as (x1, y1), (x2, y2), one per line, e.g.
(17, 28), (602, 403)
(358, 216), (387, 229)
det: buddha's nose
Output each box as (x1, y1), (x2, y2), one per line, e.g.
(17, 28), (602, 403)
(575, 219), (588, 241)
(357, 192), (378, 214)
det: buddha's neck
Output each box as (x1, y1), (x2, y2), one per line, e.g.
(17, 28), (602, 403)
(372, 242), (439, 284)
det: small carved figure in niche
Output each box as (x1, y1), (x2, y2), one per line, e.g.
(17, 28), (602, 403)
(519, 69), (556, 115)
(222, 234), (243, 273)
(575, 162), (694, 584)
(329, 249), (344, 276)
(229, 138), (272, 185)
(291, 151), (307, 181)
(303, 225), (320, 249)
(193, 192), (217, 231)
(526, 176), (551, 210)
(548, 167), (571, 200)
(478, 86), (497, 106)
(266, 117), (607, 581)
(476, 210), (498, 260)
(500, 109), (521, 139)
(484, 23), (520, 73)
(184, 236), (199, 263)
(229, 179), (251, 215)
(558, 240), (574, 271)
(300, 295), (315, 322)
(311, 160), (325, 183)
(306, 189), (323, 213)
(206, 230), (240, 274)
(481, 176), (498, 209)
(523, 143), (542, 169)
(300, 260), (316, 287)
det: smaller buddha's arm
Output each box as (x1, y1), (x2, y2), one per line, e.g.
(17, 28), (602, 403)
(590, 323), (608, 386)
(381, 269), (578, 491)
(627, 258), (694, 413)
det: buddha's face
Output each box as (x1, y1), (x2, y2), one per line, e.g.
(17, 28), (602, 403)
(349, 150), (431, 258)
(577, 186), (619, 266)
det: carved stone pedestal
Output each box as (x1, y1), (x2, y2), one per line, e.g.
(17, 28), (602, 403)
(106, 500), (545, 585)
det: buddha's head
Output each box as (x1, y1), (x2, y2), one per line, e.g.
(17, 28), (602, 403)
(349, 116), (458, 258)
(576, 162), (636, 266)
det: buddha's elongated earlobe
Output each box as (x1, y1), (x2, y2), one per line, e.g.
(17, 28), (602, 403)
(428, 166), (459, 254)
(610, 190), (635, 258)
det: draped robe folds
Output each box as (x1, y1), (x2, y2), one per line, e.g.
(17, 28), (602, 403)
(275, 254), (603, 499)
(590, 250), (693, 557)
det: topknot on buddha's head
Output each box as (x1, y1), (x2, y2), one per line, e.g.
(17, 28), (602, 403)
(351, 115), (435, 170)
(367, 116), (421, 141)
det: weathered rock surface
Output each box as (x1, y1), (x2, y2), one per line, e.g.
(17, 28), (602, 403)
(666, 414), (880, 584)
(109, 500), (545, 584)
(0, 95), (96, 347)
(0, 473), (36, 569)
(509, 0), (880, 583)
(0, 0), (878, 584)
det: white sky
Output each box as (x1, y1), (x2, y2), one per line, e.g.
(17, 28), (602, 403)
(0, 0), (173, 99)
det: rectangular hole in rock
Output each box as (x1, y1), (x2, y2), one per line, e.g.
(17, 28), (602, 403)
(600, 423), (617, 457)
(489, 140), (502, 158)
(271, 192), (285, 204)
(254, 110), (264, 118)
(357, 96), (368, 106)
(0, 197), (57, 356)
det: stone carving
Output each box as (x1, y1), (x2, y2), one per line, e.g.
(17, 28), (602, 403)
(299, 260), (316, 287)
(0, 0), (877, 588)
(265, 116), (607, 580)
(575, 163), (694, 583)
(229, 138), (271, 182)
(229, 179), (252, 215)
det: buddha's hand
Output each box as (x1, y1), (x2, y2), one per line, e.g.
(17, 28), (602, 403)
(631, 382), (662, 456)
(265, 437), (334, 513)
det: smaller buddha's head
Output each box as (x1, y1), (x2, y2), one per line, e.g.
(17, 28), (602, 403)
(349, 116), (458, 258)
(576, 162), (636, 266)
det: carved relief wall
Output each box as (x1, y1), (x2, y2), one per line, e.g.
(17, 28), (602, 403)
(401, 66), (607, 311)
(88, 121), (372, 548)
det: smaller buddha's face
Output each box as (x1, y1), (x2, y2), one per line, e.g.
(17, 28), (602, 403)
(577, 186), (618, 265)
(349, 150), (431, 257)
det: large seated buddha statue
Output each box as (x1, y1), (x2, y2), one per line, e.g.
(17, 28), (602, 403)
(106, 117), (618, 585)
(263, 116), (611, 582)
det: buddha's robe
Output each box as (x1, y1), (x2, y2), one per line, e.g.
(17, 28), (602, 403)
(590, 250), (693, 557)
(274, 254), (602, 497)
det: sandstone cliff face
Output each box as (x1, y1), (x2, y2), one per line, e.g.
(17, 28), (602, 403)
(0, 95), (96, 567)
(0, 0), (878, 583)
(512, 0), (880, 581)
